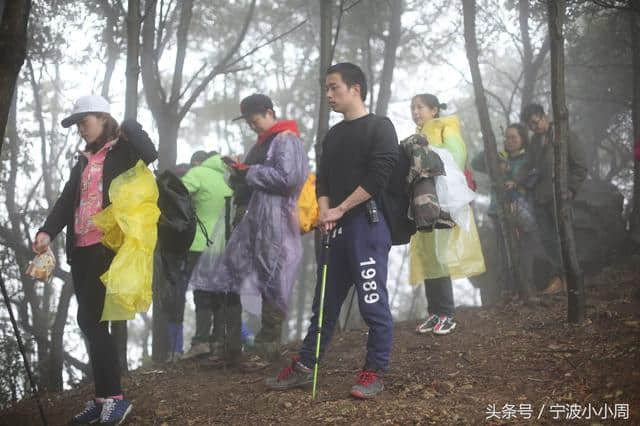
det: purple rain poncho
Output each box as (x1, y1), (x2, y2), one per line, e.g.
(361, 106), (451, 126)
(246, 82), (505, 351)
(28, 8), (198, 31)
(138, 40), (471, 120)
(189, 130), (308, 313)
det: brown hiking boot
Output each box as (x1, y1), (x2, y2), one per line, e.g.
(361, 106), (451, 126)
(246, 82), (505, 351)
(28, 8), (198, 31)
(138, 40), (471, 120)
(542, 276), (566, 295)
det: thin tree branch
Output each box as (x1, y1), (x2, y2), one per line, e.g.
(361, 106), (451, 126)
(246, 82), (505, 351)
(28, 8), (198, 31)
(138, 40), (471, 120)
(176, 0), (256, 120)
(177, 61), (207, 101)
(224, 19), (307, 72)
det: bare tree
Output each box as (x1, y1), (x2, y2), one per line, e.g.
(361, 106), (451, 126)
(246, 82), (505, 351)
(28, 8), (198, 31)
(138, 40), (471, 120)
(518, 0), (550, 112)
(316, 0), (334, 156)
(463, 0), (520, 297)
(375, 0), (403, 117)
(94, 0), (123, 99)
(140, 0), (257, 171)
(547, 0), (584, 323)
(0, 0), (30, 152)
(631, 9), (640, 241)
(124, 0), (141, 120)
(1, 83), (88, 391)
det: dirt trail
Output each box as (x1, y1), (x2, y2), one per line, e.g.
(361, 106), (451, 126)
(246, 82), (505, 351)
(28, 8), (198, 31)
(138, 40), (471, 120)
(2, 260), (639, 425)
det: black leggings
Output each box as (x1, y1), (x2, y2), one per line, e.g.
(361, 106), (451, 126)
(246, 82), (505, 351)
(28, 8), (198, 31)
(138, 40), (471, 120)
(424, 276), (455, 317)
(71, 244), (121, 397)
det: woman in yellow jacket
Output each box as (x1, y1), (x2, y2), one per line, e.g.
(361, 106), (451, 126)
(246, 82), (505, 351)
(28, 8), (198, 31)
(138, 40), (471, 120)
(409, 93), (485, 335)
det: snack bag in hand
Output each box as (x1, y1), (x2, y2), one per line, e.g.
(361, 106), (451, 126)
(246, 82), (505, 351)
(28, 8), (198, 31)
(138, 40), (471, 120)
(26, 247), (56, 282)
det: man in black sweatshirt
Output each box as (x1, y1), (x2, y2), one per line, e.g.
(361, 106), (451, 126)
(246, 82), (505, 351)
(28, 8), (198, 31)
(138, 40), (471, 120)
(266, 62), (399, 399)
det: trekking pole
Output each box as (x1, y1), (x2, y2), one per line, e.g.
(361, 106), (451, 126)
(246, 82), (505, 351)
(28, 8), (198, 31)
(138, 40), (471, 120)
(223, 197), (231, 371)
(312, 232), (331, 400)
(0, 274), (48, 426)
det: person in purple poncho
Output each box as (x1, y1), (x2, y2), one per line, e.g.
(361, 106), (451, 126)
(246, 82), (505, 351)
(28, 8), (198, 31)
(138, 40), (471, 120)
(193, 94), (308, 365)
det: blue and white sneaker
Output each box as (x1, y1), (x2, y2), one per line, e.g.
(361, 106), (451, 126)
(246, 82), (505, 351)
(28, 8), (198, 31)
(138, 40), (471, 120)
(71, 400), (102, 424)
(433, 315), (457, 335)
(100, 398), (132, 425)
(416, 314), (439, 334)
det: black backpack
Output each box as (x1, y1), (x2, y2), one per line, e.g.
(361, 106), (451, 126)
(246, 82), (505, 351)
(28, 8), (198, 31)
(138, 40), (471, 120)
(365, 115), (416, 245)
(156, 170), (197, 253)
(379, 145), (416, 245)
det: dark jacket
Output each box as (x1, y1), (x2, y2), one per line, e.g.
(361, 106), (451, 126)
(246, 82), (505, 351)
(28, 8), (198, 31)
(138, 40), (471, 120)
(516, 127), (587, 205)
(39, 119), (157, 264)
(316, 113), (398, 221)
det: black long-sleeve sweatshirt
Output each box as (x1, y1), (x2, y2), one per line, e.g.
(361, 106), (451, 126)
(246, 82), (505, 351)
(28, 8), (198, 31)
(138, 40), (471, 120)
(316, 113), (398, 221)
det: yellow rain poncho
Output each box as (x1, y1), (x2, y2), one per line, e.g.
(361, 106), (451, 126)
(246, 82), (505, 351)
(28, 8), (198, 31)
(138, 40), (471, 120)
(93, 160), (160, 321)
(409, 115), (486, 283)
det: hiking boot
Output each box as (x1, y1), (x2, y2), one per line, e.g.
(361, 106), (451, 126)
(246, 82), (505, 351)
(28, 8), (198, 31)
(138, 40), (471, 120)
(542, 276), (566, 295)
(182, 342), (210, 360)
(99, 398), (132, 425)
(265, 356), (312, 390)
(350, 370), (384, 399)
(209, 341), (224, 361)
(71, 400), (102, 424)
(416, 314), (439, 334)
(433, 315), (456, 335)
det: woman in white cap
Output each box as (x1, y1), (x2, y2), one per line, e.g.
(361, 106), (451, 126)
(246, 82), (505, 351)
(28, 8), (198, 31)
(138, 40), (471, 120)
(32, 95), (157, 425)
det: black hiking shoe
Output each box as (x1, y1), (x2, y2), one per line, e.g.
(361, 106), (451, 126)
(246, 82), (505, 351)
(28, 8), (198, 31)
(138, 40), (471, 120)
(350, 370), (384, 399)
(265, 356), (312, 390)
(71, 400), (102, 424)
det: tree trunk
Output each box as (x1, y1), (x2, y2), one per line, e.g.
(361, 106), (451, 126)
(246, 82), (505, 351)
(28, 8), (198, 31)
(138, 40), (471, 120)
(630, 10), (640, 241)
(0, 0), (30, 153)
(316, 0), (333, 157)
(156, 116), (180, 171)
(463, 0), (520, 297)
(46, 280), (74, 391)
(517, 0), (551, 117)
(6, 87), (50, 388)
(151, 261), (169, 362)
(26, 58), (56, 219)
(547, 0), (584, 323)
(140, 0), (182, 171)
(519, 0), (535, 111)
(314, 0), (334, 266)
(124, 0), (141, 120)
(99, 1), (120, 99)
(375, 0), (403, 117)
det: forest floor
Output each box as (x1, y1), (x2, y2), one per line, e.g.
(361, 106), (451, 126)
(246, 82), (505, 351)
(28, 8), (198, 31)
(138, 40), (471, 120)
(1, 256), (639, 425)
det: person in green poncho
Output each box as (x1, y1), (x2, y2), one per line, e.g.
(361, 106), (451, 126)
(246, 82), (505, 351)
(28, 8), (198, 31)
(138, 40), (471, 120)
(181, 151), (233, 360)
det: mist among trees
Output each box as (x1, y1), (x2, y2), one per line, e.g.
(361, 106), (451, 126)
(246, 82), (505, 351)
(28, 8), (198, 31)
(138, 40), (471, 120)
(0, 0), (637, 410)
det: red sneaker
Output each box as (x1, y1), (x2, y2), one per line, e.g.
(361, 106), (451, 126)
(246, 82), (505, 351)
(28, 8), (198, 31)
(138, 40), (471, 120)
(350, 370), (384, 399)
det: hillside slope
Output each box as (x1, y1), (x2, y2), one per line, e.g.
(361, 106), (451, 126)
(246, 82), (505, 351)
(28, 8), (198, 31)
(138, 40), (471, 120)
(2, 258), (639, 425)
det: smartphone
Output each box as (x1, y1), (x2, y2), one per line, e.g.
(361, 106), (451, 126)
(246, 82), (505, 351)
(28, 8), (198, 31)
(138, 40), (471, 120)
(221, 156), (235, 166)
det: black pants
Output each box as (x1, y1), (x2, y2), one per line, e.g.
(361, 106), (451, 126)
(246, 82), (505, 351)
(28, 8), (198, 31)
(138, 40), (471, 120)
(424, 276), (455, 317)
(71, 244), (121, 398)
(517, 230), (553, 294)
(534, 202), (564, 278)
(192, 291), (242, 358)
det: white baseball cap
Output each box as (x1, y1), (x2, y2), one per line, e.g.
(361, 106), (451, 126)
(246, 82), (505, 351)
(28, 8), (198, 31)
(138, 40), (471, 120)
(61, 95), (111, 128)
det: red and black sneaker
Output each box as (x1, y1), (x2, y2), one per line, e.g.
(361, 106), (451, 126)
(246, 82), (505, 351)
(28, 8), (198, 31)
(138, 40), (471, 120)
(350, 370), (384, 399)
(265, 356), (313, 390)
